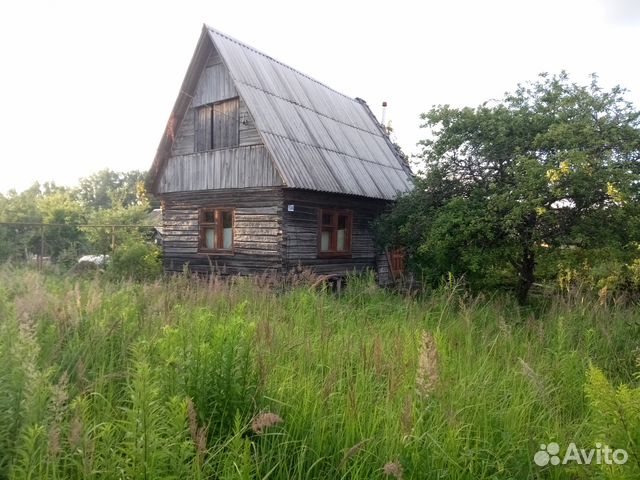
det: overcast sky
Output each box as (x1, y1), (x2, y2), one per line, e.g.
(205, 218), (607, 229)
(0, 0), (638, 194)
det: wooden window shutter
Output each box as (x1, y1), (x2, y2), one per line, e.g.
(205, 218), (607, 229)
(213, 98), (239, 149)
(195, 105), (212, 151)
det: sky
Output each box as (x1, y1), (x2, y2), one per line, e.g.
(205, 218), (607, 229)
(0, 0), (639, 194)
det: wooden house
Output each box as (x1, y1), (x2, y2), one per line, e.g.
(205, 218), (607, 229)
(147, 25), (413, 278)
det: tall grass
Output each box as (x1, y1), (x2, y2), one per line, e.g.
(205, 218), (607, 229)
(0, 267), (638, 479)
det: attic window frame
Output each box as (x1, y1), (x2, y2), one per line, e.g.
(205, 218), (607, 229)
(198, 208), (235, 254)
(195, 97), (240, 152)
(317, 209), (353, 258)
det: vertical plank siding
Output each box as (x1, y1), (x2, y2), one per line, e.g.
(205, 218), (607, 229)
(171, 104), (195, 156)
(282, 189), (389, 275)
(206, 47), (222, 67)
(172, 98), (262, 156)
(194, 104), (212, 152)
(158, 145), (282, 193)
(239, 100), (261, 147)
(171, 43), (261, 157)
(161, 188), (284, 275)
(193, 62), (237, 107)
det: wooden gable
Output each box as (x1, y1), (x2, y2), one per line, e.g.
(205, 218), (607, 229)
(148, 25), (413, 200)
(155, 43), (283, 194)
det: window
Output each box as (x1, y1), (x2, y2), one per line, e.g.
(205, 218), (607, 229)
(199, 208), (234, 252)
(195, 97), (239, 151)
(318, 209), (352, 256)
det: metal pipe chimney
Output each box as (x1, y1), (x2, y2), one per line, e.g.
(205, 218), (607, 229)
(381, 101), (388, 132)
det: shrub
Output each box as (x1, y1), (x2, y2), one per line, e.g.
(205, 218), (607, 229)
(544, 245), (640, 302)
(107, 240), (162, 281)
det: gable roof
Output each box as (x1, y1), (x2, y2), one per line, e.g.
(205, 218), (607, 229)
(149, 25), (413, 200)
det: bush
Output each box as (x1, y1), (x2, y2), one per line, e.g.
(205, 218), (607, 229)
(107, 240), (162, 281)
(540, 245), (640, 302)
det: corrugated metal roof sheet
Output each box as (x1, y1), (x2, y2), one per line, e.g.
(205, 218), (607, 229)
(208, 27), (413, 200)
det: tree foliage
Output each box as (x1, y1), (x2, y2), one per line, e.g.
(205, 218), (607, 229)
(375, 73), (640, 303)
(76, 169), (147, 210)
(0, 170), (155, 265)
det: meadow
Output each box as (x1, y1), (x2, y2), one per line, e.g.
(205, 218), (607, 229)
(0, 267), (638, 479)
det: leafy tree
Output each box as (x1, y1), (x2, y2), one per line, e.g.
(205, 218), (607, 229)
(74, 169), (154, 254)
(76, 169), (147, 210)
(83, 202), (153, 254)
(0, 184), (43, 261)
(0, 184), (89, 262)
(37, 190), (87, 260)
(376, 73), (640, 303)
(0, 170), (155, 264)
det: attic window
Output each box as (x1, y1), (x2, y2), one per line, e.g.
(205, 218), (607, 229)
(318, 209), (352, 257)
(199, 208), (234, 253)
(195, 97), (239, 151)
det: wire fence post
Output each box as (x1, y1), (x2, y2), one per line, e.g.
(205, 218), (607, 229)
(39, 225), (45, 271)
(111, 225), (116, 252)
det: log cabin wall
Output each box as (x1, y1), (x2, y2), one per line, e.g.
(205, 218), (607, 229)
(161, 187), (284, 275)
(282, 189), (388, 275)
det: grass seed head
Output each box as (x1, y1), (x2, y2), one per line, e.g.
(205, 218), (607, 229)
(50, 372), (70, 422)
(416, 331), (439, 398)
(195, 425), (208, 456)
(383, 461), (404, 478)
(76, 359), (87, 389)
(187, 398), (199, 442)
(400, 395), (413, 436)
(519, 357), (546, 396)
(69, 415), (83, 449)
(187, 398), (208, 455)
(48, 424), (61, 458)
(339, 438), (370, 468)
(251, 412), (283, 434)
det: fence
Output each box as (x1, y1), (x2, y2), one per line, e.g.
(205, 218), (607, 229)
(0, 222), (159, 270)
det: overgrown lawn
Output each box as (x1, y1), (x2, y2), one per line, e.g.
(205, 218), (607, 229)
(0, 268), (638, 479)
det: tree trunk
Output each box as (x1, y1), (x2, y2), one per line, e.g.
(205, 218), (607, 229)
(516, 248), (535, 305)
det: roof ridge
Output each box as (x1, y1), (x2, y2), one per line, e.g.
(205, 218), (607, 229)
(205, 25), (361, 105)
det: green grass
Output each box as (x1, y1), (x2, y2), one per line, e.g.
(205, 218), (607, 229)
(0, 267), (638, 479)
